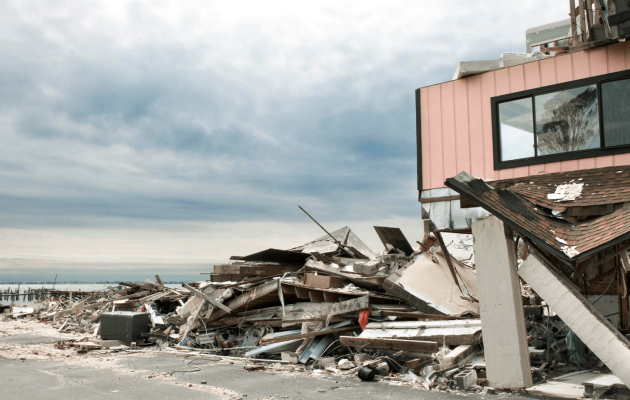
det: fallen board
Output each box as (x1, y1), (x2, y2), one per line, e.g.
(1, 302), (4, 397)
(214, 264), (303, 276)
(373, 226), (414, 256)
(260, 325), (361, 345)
(339, 336), (439, 353)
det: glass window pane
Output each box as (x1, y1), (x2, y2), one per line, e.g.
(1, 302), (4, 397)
(535, 85), (600, 156)
(602, 78), (630, 147)
(498, 98), (535, 161)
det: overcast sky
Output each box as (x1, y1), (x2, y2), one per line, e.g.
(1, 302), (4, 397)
(0, 1), (568, 282)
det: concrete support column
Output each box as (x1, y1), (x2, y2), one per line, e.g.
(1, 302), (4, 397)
(472, 216), (532, 389)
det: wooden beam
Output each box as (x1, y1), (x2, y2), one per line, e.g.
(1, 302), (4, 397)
(339, 336), (439, 353)
(382, 311), (464, 320)
(585, 0), (594, 36)
(594, 0), (600, 23)
(570, 0), (579, 44)
(182, 283), (231, 313)
(578, 0), (587, 43)
(545, 46), (569, 52)
(49, 301), (110, 318)
(420, 195), (460, 204)
(588, 266), (617, 284)
(435, 231), (464, 295)
(373, 226), (414, 256)
(214, 264), (302, 275)
(592, 245), (630, 269)
(260, 325), (361, 345)
(207, 280), (279, 322)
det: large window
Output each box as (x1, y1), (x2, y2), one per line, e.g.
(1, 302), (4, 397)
(492, 70), (630, 169)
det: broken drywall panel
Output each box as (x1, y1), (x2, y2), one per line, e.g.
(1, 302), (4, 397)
(473, 216), (532, 389)
(518, 253), (630, 389)
(384, 252), (479, 316)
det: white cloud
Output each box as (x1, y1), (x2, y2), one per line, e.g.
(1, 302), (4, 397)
(0, 0), (569, 279)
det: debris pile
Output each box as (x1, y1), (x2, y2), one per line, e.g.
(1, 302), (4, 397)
(1, 221), (603, 393)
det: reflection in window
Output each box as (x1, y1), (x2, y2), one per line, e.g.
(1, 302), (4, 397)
(535, 85), (600, 155)
(602, 78), (630, 147)
(498, 98), (535, 161)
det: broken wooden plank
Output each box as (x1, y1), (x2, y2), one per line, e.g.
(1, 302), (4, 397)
(214, 264), (302, 276)
(207, 280), (279, 322)
(303, 259), (379, 290)
(182, 283), (231, 313)
(49, 301), (111, 318)
(211, 273), (250, 282)
(435, 231), (464, 295)
(373, 226), (414, 256)
(304, 273), (344, 289)
(440, 344), (480, 369)
(260, 325), (361, 345)
(382, 311), (464, 320)
(237, 248), (312, 264)
(339, 336), (439, 353)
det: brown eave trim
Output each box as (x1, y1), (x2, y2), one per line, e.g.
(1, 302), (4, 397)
(420, 195), (460, 204)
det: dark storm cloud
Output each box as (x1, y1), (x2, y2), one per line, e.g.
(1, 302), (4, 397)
(0, 1), (568, 229)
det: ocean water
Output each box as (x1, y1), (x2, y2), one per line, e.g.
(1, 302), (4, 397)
(0, 283), (183, 306)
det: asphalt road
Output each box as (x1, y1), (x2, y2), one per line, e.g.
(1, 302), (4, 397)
(1, 333), (548, 400)
(1, 353), (551, 400)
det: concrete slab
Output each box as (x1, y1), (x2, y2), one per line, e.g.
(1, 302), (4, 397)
(519, 254), (630, 389)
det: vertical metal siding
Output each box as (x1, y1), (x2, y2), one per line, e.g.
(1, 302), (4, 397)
(420, 44), (630, 190)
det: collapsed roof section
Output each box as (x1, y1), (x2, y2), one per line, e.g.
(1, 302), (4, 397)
(445, 167), (630, 261)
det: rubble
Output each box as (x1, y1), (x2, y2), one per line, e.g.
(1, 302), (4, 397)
(2, 218), (621, 397)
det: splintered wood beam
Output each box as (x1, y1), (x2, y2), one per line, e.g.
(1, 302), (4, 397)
(259, 325), (361, 345)
(435, 231), (464, 295)
(570, 0), (579, 44)
(381, 311), (464, 320)
(207, 280), (279, 322)
(585, 0), (594, 32)
(588, 266), (618, 284)
(182, 283), (232, 313)
(578, 0), (587, 43)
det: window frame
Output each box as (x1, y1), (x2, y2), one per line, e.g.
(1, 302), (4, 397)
(491, 68), (630, 170)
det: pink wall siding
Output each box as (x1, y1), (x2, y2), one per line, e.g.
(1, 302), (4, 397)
(420, 42), (630, 190)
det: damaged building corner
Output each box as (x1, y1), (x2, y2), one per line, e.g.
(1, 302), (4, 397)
(415, 1), (630, 396)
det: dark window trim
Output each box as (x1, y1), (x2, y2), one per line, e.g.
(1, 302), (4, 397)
(415, 88), (422, 198)
(492, 68), (630, 170)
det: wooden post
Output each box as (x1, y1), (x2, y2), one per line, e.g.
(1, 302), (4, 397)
(584, 0), (593, 38)
(570, 0), (579, 45)
(435, 231), (464, 295)
(593, 0), (600, 24)
(578, 0), (587, 43)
